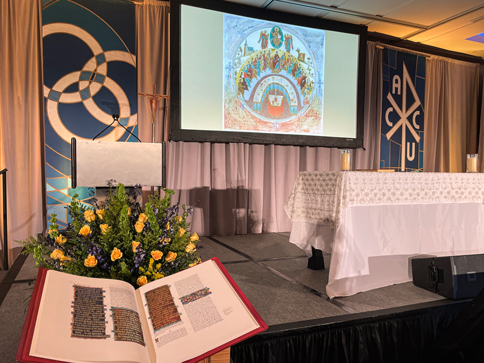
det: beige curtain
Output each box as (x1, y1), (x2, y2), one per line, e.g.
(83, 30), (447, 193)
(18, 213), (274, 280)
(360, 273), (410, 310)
(478, 73), (484, 173)
(424, 57), (479, 172)
(0, 0), (44, 268)
(136, 0), (170, 143)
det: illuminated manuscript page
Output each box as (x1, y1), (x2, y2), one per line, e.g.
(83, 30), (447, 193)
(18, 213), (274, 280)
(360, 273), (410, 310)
(136, 260), (260, 363)
(31, 271), (154, 363)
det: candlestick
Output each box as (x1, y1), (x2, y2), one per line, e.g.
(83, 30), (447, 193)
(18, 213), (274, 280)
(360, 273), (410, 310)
(341, 150), (351, 171)
(467, 154), (478, 173)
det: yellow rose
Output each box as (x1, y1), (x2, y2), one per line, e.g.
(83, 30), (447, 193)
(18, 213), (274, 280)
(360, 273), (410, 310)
(96, 209), (105, 220)
(163, 237), (171, 244)
(165, 251), (177, 262)
(100, 224), (110, 234)
(190, 233), (199, 242)
(185, 242), (196, 253)
(135, 221), (144, 233)
(50, 249), (64, 260)
(111, 247), (123, 261)
(175, 216), (183, 223)
(84, 210), (96, 222)
(132, 241), (141, 252)
(127, 208), (132, 217)
(84, 254), (98, 267)
(79, 225), (91, 237)
(166, 222), (170, 230)
(55, 234), (67, 245)
(137, 276), (148, 286)
(138, 213), (148, 224)
(177, 228), (186, 238)
(151, 250), (163, 260)
(60, 256), (72, 265)
(189, 262), (197, 267)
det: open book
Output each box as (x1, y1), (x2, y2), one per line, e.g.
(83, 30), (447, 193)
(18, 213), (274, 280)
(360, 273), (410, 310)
(17, 258), (267, 363)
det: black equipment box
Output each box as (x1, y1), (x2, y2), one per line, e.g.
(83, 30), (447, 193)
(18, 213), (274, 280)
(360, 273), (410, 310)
(412, 254), (484, 299)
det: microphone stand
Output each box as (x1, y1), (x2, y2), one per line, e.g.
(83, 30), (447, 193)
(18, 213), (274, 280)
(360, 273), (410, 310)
(92, 114), (141, 142)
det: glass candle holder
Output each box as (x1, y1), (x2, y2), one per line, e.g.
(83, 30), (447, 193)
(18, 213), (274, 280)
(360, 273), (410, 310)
(467, 154), (478, 173)
(341, 150), (351, 171)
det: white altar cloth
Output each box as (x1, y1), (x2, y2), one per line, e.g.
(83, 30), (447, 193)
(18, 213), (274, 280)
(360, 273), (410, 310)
(285, 171), (484, 298)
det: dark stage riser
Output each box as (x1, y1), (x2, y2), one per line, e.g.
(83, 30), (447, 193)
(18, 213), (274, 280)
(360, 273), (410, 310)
(231, 300), (471, 363)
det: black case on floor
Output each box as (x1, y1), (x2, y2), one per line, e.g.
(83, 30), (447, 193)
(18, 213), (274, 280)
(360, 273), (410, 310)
(412, 254), (484, 299)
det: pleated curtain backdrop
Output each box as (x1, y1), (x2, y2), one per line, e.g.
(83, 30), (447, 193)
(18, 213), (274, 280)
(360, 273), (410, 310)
(136, 0), (170, 143)
(0, 0), (44, 268)
(424, 57), (480, 172)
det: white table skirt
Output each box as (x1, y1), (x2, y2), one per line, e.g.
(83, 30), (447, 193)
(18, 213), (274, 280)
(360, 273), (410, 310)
(290, 202), (484, 298)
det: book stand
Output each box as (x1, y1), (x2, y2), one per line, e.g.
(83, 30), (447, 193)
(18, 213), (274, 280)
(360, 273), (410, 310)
(71, 138), (166, 191)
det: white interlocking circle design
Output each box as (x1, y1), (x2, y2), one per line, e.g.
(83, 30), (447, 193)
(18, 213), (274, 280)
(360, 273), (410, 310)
(43, 23), (137, 143)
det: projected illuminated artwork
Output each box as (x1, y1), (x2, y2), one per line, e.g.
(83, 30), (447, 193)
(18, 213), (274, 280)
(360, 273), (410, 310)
(223, 15), (325, 134)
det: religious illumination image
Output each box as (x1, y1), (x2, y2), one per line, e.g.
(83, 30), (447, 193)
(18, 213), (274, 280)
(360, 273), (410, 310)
(223, 14), (325, 134)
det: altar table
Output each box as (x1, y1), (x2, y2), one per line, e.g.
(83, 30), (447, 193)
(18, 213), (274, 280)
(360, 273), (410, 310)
(284, 171), (484, 298)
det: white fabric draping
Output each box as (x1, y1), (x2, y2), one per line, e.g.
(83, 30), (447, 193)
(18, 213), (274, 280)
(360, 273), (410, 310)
(328, 202), (484, 298)
(0, 0), (44, 267)
(285, 171), (484, 297)
(424, 56), (479, 172)
(136, 0), (170, 143)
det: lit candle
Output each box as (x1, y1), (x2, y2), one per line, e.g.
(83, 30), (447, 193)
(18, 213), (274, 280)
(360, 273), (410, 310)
(341, 150), (351, 171)
(467, 154), (478, 173)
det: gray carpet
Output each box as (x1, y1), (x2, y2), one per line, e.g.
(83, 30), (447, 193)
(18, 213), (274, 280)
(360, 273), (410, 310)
(0, 233), (448, 362)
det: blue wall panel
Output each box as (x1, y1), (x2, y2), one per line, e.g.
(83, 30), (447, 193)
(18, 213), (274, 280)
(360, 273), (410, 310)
(42, 0), (137, 227)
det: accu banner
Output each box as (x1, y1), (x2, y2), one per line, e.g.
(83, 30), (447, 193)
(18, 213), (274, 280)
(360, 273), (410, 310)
(381, 49), (426, 172)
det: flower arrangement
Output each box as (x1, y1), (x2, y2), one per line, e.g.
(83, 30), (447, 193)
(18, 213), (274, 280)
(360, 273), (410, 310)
(20, 183), (201, 288)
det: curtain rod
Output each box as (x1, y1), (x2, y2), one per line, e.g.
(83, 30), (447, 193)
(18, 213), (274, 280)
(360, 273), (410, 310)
(130, 0), (170, 5)
(371, 41), (431, 59)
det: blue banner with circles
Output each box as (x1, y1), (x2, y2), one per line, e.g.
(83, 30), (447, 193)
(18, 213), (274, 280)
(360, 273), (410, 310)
(42, 0), (137, 228)
(381, 49), (425, 172)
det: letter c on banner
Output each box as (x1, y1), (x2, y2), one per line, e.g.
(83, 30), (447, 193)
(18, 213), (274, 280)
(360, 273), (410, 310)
(385, 107), (393, 127)
(413, 111), (420, 129)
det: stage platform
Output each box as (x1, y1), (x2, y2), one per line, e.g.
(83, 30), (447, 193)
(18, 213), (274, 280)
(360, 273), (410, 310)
(0, 233), (476, 362)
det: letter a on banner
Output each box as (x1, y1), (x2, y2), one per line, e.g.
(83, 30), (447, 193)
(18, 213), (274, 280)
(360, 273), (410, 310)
(381, 49), (426, 172)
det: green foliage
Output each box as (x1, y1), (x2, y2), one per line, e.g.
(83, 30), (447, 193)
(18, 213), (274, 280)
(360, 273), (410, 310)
(18, 184), (201, 288)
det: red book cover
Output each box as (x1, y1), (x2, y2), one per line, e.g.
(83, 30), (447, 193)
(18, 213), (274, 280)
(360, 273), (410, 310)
(16, 259), (267, 363)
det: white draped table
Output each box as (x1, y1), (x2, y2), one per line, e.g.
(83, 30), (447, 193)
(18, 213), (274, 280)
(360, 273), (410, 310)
(284, 171), (484, 298)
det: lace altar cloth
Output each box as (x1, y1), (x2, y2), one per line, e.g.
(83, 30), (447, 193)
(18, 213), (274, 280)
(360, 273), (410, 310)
(285, 171), (484, 230)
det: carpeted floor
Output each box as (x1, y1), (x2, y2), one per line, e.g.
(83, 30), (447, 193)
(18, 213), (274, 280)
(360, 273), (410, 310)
(0, 233), (447, 362)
